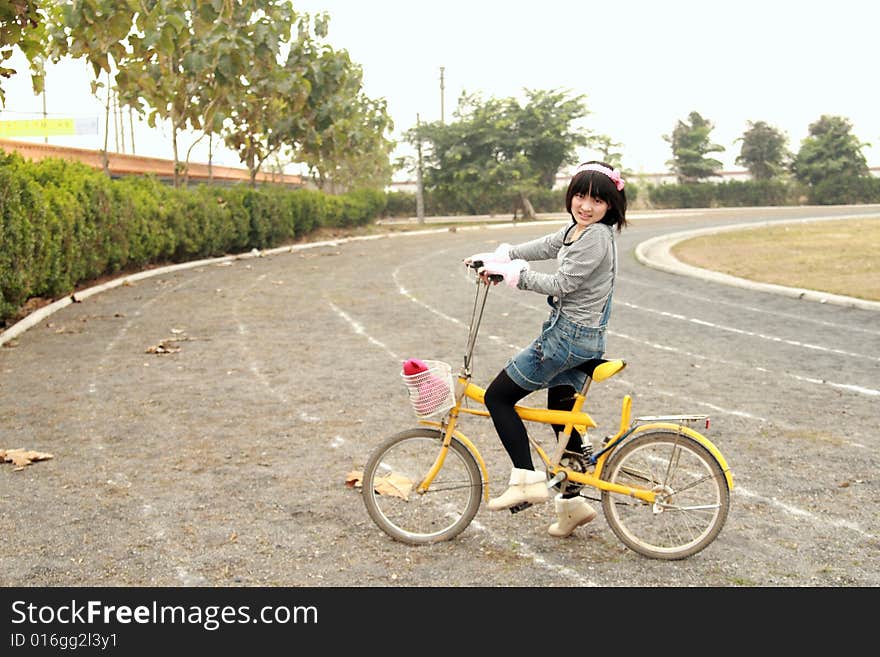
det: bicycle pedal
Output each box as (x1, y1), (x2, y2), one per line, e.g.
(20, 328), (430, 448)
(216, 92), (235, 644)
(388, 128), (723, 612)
(508, 501), (533, 514)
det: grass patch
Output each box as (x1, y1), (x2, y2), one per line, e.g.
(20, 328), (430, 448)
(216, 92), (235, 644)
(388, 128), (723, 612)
(671, 217), (880, 302)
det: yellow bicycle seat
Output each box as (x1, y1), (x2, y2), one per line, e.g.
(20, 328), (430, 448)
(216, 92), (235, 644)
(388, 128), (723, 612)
(577, 358), (626, 383)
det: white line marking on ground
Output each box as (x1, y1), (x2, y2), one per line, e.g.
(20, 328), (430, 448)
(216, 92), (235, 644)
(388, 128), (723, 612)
(734, 486), (875, 540)
(468, 518), (598, 586)
(327, 300), (400, 360)
(621, 301), (879, 363)
(611, 330), (880, 399)
(617, 274), (880, 337)
(233, 311), (291, 405)
(392, 267), (466, 327)
(617, 379), (776, 424)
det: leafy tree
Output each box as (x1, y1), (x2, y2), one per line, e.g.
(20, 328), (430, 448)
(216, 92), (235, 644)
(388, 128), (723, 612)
(121, 0), (296, 187)
(664, 111), (725, 183)
(411, 88), (590, 218)
(515, 89), (592, 189)
(0, 0), (52, 105)
(221, 10), (391, 189)
(45, 0), (140, 172)
(221, 53), (303, 187)
(298, 93), (395, 192)
(48, 0), (297, 187)
(283, 23), (394, 192)
(735, 120), (790, 180)
(589, 135), (625, 171)
(48, 0), (134, 81)
(790, 114), (869, 203)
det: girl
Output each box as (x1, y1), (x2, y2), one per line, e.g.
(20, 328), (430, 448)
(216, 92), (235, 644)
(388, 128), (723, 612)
(465, 160), (627, 537)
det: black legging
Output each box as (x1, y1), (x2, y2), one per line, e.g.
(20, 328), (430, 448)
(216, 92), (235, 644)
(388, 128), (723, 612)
(484, 369), (584, 471)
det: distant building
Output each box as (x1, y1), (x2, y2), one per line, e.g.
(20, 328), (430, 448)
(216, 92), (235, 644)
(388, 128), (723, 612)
(0, 138), (304, 187)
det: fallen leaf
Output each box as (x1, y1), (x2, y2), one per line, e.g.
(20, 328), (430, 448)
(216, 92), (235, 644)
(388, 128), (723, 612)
(345, 469), (413, 500)
(1, 448), (54, 471)
(375, 473), (414, 500)
(345, 470), (363, 488)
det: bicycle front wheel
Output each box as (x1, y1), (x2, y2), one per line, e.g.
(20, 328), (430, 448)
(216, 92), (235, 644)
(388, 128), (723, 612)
(362, 428), (483, 545)
(601, 430), (730, 560)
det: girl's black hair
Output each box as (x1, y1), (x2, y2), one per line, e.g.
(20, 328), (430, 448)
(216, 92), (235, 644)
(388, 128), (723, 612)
(565, 160), (628, 232)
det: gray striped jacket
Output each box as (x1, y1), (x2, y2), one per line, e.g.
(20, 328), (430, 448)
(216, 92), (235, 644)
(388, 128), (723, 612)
(509, 222), (616, 328)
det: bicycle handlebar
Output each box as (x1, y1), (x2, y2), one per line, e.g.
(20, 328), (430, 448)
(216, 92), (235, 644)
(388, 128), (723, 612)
(466, 260), (504, 285)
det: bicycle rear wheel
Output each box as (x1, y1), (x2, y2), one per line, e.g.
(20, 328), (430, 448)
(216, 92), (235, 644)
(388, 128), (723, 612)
(601, 429), (730, 560)
(362, 428), (483, 545)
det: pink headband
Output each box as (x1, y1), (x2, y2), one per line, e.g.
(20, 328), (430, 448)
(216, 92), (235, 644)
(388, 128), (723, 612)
(575, 163), (625, 191)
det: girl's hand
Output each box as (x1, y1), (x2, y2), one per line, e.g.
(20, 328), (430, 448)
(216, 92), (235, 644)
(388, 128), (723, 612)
(479, 259), (529, 288)
(463, 243), (512, 267)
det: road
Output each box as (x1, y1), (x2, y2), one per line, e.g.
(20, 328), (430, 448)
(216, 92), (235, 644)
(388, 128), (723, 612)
(1, 204), (878, 587)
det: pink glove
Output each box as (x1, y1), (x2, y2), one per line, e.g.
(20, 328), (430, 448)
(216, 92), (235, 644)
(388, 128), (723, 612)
(481, 259), (529, 288)
(464, 243), (512, 266)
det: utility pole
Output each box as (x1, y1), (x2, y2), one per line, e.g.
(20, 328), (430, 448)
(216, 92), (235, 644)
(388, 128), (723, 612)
(129, 107), (136, 154)
(119, 95), (126, 154)
(41, 87), (47, 144)
(39, 57), (47, 144)
(101, 70), (111, 174)
(112, 89), (119, 152)
(439, 66), (445, 124)
(415, 113), (425, 224)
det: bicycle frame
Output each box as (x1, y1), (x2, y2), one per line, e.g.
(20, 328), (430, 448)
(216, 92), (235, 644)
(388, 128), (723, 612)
(415, 273), (734, 503)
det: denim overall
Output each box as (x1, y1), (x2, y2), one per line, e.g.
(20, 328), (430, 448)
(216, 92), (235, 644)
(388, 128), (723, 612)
(505, 226), (616, 393)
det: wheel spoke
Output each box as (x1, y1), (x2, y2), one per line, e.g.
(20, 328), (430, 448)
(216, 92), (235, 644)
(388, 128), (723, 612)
(362, 429), (482, 544)
(601, 430), (729, 560)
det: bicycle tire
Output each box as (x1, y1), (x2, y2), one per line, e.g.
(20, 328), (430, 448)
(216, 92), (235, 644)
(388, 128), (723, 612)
(362, 428), (483, 545)
(600, 429), (730, 560)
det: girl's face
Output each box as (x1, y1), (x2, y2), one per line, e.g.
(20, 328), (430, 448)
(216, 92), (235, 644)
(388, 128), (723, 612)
(570, 192), (608, 227)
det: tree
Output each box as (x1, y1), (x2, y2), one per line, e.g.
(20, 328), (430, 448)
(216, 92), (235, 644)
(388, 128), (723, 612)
(589, 135), (625, 170)
(48, 0), (297, 187)
(0, 0), (52, 105)
(221, 54), (304, 187)
(119, 0), (296, 187)
(735, 120), (790, 180)
(790, 114), (869, 203)
(411, 89), (590, 218)
(514, 89), (592, 189)
(298, 93), (395, 192)
(45, 0), (136, 173)
(284, 23), (394, 192)
(664, 111), (725, 183)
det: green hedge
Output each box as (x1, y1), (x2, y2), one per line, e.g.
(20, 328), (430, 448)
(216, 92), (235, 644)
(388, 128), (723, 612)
(0, 149), (385, 325)
(643, 177), (880, 209)
(382, 176), (879, 216)
(380, 184), (641, 219)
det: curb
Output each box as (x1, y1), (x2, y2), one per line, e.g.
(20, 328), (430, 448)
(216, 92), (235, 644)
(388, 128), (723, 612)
(634, 214), (880, 312)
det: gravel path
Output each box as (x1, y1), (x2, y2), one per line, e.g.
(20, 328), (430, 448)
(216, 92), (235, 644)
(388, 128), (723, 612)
(1, 205), (878, 587)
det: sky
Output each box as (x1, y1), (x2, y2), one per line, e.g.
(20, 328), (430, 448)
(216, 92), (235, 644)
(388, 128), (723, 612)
(1, 0), (878, 180)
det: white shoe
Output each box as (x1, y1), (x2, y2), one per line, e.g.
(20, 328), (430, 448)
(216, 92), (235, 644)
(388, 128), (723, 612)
(547, 494), (597, 537)
(487, 467), (549, 510)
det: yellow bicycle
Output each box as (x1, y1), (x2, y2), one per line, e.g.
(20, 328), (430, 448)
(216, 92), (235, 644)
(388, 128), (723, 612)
(362, 264), (734, 560)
